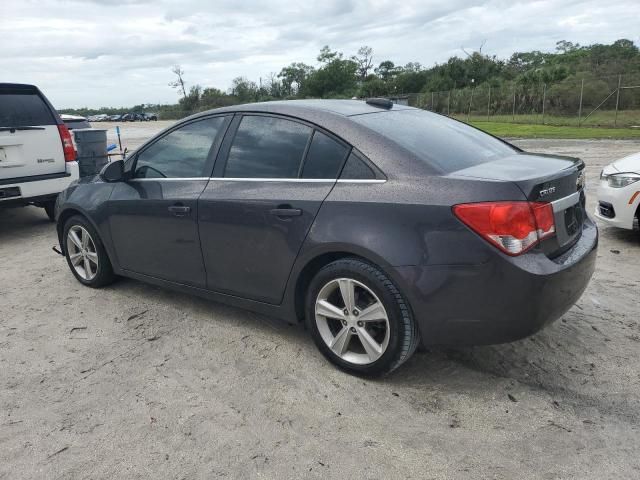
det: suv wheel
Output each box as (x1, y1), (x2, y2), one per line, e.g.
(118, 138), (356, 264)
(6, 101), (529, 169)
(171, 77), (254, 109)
(63, 215), (116, 288)
(43, 200), (56, 222)
(306, 258), (419, 376)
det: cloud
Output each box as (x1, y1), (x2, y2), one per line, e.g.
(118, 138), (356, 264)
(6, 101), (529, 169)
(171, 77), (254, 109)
(1, 0), (637, 107)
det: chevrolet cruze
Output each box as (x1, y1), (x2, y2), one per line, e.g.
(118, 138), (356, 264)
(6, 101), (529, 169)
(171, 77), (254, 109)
(55, 99), (597, 376)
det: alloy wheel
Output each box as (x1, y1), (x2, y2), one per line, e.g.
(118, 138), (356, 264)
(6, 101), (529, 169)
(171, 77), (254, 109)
(315, 278), (390, 365)
(66, 225), (99, 281)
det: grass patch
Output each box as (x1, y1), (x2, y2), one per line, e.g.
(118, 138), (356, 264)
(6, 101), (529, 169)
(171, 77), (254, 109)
(468, 121), (640, 139)
(456, 110), (640, 128)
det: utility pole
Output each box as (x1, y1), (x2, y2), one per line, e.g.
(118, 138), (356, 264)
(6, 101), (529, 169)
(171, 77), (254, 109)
(487, 85), (491, 121)
(467, 79), (475, 122)
(614, 75), (622, 127)
(541, 83), (546, 125)
(578, 78), (584, 127)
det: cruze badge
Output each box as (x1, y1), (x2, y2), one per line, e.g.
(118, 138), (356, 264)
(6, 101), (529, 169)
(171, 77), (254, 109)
(539, 186), (556, 197)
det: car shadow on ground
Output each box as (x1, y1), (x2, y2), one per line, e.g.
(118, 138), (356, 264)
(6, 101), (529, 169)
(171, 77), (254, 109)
(598, 223), (640, 246)
(105, 276), (311, 344)
(0, 206), (53, 242)
(106, 273), (592, 402)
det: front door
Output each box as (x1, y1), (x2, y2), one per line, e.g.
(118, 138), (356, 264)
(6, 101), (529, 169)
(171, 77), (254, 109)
(198, 114), (349, 304)
(108, 115), (230, 287)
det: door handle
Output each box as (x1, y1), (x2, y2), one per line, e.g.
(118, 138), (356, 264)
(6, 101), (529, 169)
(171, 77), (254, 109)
(270, 206), (302, 217)
(168, 204), (191, 216)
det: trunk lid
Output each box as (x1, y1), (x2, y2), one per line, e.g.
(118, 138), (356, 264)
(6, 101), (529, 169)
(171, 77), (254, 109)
(0, 84), (65, 181)
(451, 153), (586, 257)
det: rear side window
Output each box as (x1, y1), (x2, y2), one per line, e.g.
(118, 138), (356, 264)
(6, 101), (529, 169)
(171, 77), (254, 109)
(134, 116), (225, 178)
(225, 116), (312, 178)
(0, 92), (56, 127)
(301, 131), (348, 179)
(351, 109), (516, 173)
(340, 152), (376, 179)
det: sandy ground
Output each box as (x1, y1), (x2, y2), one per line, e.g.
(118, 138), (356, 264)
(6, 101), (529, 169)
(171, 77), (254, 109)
(1, 130), (639, 479)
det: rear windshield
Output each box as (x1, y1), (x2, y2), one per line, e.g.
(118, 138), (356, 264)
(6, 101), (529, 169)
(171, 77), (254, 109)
(0, 91), (56, 128)
(351, 109), (516, 173)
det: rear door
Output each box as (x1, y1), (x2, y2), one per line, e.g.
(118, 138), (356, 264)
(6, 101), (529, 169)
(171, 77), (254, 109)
(198, 114), (350, 304)
(0, 84), (64, 180)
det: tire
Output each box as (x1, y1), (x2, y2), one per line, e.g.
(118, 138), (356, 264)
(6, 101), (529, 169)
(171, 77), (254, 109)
(306, 257), (420, 376)
(63, 215), (116, 288)
(43, 200), (56, 222)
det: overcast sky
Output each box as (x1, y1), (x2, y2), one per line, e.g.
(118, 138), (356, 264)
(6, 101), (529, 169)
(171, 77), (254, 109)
(1, 0), (638, 108)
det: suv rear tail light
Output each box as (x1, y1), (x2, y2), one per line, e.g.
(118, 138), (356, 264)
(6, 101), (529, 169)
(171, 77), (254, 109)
(453, 201), (555, 256)
(57, 124), (76, 162)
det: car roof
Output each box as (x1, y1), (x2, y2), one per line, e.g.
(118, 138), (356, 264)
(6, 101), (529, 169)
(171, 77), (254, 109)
(201, 99), (413, 118)
(170, 99), (430, 179)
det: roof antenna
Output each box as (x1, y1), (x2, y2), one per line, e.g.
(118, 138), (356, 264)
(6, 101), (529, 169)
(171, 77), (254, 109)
(366, 98), (393, 109)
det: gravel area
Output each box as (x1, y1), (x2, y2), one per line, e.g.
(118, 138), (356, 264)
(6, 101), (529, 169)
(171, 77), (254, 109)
(1, 134), (639, 479)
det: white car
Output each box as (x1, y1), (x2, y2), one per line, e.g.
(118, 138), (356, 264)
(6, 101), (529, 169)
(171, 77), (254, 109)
(60, 113), (91, 130)
(0, 83), (79, 221)
(595, 152), (640, 231)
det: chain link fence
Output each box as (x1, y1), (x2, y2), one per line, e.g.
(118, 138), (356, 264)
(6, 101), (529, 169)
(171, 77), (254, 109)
(403, 73), (640, 128)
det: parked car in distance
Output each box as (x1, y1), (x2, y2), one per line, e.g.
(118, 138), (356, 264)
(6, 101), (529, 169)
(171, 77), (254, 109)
(93, 114), (110, 122)
(1, 83), (78, 221)
(108, 114), (123, 121)
(60, 114), (91, 130)
(55, 99), (597, 376)
(595, 152), (640, 231)
(143, 113), (158, 121)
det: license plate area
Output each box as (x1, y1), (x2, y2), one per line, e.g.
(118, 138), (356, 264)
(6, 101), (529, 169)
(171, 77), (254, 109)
(0, 186), (21, 200)
(551, 191), (584, 246)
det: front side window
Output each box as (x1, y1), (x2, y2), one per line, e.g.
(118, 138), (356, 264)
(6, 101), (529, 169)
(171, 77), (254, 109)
(224, 115), (312, 178)
(134, 116), (226, 178)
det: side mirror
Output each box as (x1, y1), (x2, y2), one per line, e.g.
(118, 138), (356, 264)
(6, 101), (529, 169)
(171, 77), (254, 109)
(100, 159), (124, 183)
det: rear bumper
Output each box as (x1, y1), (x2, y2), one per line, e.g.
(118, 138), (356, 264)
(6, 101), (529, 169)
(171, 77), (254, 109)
(396, 217), (598, 346)
(0, 161), (78, 206)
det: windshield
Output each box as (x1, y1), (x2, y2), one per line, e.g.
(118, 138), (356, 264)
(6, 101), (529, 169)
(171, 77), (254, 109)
(351, 109), (516, 173)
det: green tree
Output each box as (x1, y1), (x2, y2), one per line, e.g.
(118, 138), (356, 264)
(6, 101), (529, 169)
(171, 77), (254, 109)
(179, 85), (201, 112)
(375, 61), (398, 81)
(303, 47), (358, 98)
(352, 46), (374, 81)
(278, 62), (315, 96)
(230, 77), (259, 102)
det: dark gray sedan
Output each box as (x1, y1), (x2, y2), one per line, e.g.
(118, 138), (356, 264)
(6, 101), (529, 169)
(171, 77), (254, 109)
(55, 99), (597, 376)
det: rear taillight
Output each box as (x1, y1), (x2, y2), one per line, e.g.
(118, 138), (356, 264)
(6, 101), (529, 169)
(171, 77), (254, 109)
(57, 124), (76, 162)
(453, 201), (555, 256)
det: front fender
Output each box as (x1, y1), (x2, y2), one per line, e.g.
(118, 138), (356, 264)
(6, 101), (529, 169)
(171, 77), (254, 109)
(55, 181), (116, 260)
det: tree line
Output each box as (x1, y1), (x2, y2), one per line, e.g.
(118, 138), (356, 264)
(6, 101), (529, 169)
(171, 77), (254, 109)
(62, 39), (639, 119)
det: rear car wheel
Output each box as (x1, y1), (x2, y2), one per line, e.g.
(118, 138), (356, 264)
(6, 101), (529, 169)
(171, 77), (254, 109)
(306, 258), (419, 376)
(63, 215), (115, 288)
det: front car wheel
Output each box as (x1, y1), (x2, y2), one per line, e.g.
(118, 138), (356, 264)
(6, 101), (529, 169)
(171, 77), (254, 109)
(63, 215), (116, 288)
